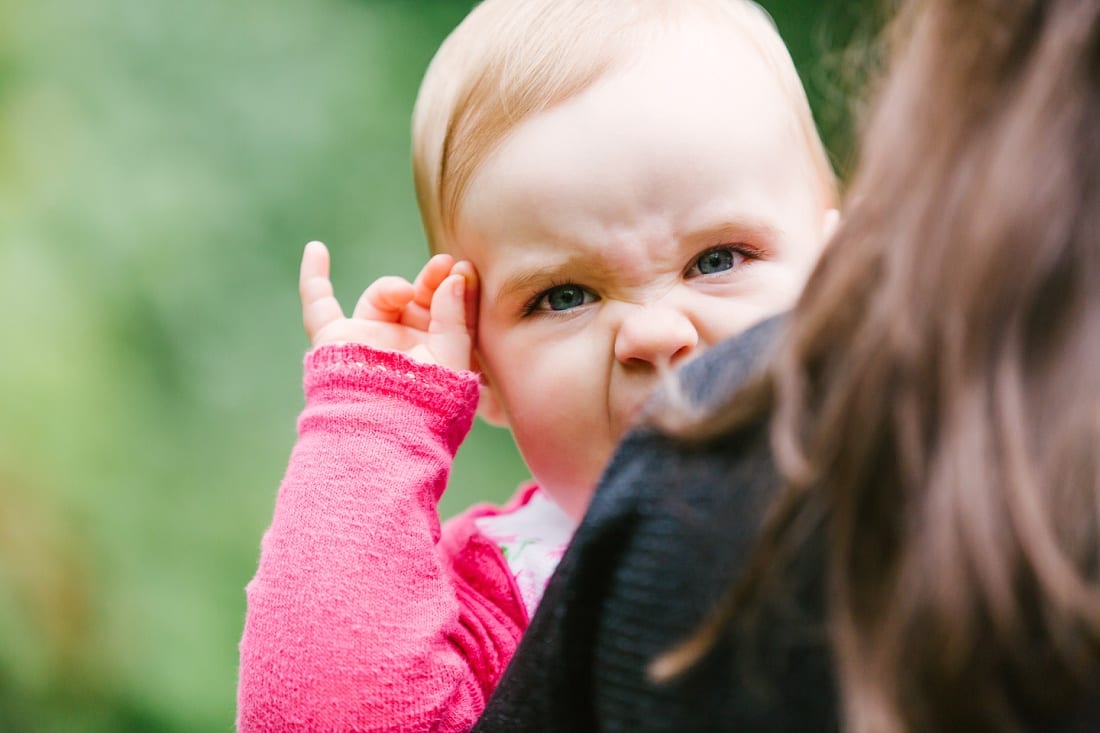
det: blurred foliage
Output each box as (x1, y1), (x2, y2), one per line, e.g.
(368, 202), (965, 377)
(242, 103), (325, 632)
(0, 0), (870, 729)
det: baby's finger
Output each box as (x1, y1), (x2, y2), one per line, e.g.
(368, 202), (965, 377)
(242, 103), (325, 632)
(427, 273), (472, 371)
(300, 240), (329, 282)
(402, 255), (462, 332)
(412, 254), (456, 310)
(299, 242), (346, 339)
(451, 260), (480, 337)
(352, 276), (416, 323)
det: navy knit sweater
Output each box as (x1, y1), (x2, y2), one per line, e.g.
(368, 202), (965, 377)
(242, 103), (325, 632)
(474, 315), (1100, 733)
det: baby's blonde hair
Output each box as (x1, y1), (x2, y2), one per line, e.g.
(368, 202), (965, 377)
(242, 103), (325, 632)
(412, 0), (837, 253)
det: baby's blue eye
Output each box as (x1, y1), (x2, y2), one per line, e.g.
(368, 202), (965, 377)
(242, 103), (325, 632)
(529, 284), (597, 313)
(699, 249), (735, 274)
(687, 247), (745, 277)
(545, 285), (589, 311)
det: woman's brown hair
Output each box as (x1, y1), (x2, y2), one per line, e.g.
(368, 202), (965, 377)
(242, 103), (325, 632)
(659, 0), (1100, 730)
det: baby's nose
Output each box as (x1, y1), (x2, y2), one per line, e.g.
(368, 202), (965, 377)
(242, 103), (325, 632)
(614, 303), (699, 369)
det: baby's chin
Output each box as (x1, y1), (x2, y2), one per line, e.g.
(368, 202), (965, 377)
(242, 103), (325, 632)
(531, 483), (589, 522)
(533, 459), (609, 522)
(522, 424), (634, 519)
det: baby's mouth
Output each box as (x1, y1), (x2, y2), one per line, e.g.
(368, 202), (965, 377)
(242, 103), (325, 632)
(609, 376), (664, 439)
(612, 397), (650, 439)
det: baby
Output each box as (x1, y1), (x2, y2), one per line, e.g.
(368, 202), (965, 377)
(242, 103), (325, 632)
(238, 1), (838, 731)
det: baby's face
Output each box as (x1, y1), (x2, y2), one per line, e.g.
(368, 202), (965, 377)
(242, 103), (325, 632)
(453, 28), (833, 521)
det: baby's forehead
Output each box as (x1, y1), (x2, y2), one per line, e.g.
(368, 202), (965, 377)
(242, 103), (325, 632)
(418, 0), (837, 251)
(605, 13), (835, 206)
(549, 13), (833, 195)
(611, 21), (797, 103)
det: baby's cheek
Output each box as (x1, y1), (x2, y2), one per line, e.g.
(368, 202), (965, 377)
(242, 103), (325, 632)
(740, 267), (804, 312)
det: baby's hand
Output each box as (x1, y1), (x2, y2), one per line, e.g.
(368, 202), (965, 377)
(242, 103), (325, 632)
(298, 241), (478, 372)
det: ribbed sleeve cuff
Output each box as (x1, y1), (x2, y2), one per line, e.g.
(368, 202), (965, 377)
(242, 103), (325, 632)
(303, 343), (480, 415)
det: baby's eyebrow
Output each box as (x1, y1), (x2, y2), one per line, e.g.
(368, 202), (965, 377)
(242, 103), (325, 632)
(686, 219), (782, 249)
(495, 254), (619, 302)
(496, 270), (551, 302)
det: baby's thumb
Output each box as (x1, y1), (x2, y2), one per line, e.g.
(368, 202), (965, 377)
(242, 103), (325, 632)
(428, 273), (473, 372)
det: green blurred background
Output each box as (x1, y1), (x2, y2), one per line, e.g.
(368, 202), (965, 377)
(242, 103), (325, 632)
(0, 1), (868, 730)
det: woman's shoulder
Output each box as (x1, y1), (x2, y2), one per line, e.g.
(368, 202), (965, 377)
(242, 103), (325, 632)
(565, 314), (835, 731)
(574, 312), (790, 654)
(587, 314), (786, 524)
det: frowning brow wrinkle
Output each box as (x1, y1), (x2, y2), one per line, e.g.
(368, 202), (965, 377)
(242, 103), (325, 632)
(492, 217), (782, 305)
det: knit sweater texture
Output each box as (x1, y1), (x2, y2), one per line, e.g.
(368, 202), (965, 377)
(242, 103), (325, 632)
(237, 343), (553, 733)
(474, 315), (1100, 732)
(473, 317), (837, 732)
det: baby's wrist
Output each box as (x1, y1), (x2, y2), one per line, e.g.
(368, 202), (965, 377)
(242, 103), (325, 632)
(306, 341), (450, 375)
(304, 342), (478, 407)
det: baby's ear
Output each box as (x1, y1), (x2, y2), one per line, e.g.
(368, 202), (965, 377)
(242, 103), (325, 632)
(472, 354), (509, 427)
(822, 208), (841, 245)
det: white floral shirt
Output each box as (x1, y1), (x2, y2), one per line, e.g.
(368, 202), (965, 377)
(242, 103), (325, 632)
(474, 490), (577, 618)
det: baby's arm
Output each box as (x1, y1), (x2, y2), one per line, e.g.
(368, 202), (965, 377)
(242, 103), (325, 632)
(238, 245), (505, 732)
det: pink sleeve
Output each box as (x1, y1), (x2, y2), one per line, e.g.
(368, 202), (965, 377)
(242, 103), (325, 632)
(237, 343), (514, 732)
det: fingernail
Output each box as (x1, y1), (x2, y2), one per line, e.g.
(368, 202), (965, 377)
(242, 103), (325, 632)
(455, 261), (476, 283)
(452, 275), (465, 298)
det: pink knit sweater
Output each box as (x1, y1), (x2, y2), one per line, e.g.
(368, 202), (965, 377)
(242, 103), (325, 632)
(237, 343), (541, 732)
